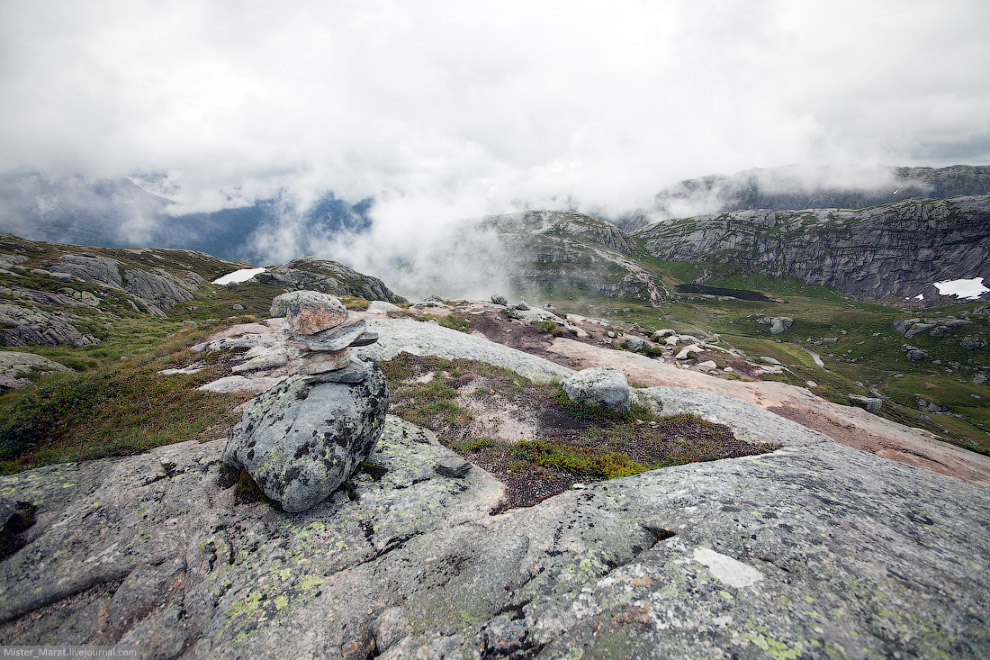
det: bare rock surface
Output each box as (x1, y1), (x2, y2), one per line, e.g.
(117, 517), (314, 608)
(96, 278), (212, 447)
(1, 397), (988, 657)
(354, 317), (572, 383)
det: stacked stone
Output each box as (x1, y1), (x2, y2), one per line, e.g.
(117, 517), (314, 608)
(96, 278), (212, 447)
(271, 290), (380, 379)
(223, 291), (389, 513)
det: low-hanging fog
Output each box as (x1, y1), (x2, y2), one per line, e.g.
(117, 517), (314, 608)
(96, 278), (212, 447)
(1, 1), (988, 298)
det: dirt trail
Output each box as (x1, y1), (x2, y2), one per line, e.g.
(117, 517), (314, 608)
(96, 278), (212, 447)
(548, 337), (990, 488)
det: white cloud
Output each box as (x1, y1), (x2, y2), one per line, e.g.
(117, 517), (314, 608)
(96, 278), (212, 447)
(0, 0), (988, 275)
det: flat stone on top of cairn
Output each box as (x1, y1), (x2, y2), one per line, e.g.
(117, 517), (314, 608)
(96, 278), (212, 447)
(271, 290), (348, 335)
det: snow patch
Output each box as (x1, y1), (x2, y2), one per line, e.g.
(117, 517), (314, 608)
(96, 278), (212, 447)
(914, 293), (924, 300)
(933, 277), (990, 300)
(212, 268), (266, 285)
(692, 547), (763, 588)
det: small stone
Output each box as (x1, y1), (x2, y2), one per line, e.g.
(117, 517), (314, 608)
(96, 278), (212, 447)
(232, 304), (245, 311)
(299, 348), (351, 374)
(435, 457), (471, 478)
(697, 360), (717, 370)
(296, 321), (367, 352)
(302, 359), (373, 385)
(490, 294), (508, 306)
(515, 300), (530, 311)
(350, 331), (379, 347)
(806, 380), (818, 388)
(760, 356), (781, 365)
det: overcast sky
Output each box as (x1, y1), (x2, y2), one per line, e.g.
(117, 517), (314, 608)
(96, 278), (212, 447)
(1, 0), (988, 231)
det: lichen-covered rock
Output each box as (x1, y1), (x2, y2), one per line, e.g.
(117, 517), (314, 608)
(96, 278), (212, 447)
(0, 304), (100, 347)
(562, 367), (630, 413)
(270, 290), (347, 335)
(222, 361), (389, 512)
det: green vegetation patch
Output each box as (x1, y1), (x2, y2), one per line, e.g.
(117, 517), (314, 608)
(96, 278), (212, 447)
(0, 351), (251, 473)
(532, 320), (563, 337)
(380, 352), (778, 511)
(438, 313), (472, 332)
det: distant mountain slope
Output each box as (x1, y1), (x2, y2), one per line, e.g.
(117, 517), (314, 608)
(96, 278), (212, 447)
(396, 210), (667, 304)
(0, 173), (372, 263)
(619, 164), (990, 230)
(633, 194), (990, 304)
(0, 232), (396, 353)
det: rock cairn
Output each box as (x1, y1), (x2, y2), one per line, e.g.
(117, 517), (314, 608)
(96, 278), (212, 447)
(223, 291), (389, 513)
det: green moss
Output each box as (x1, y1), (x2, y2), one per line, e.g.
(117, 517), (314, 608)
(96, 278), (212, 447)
(438, 313), (472, 332)
(533, 320), (564, 336)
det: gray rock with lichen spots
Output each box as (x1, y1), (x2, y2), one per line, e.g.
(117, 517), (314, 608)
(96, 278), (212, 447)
(222, 362), (389, 513)
(563, 367), (630, 413)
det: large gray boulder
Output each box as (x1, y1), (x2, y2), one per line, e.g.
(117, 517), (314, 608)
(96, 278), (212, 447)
(222, 362), (389, 513)
(562, 367), (630, 414)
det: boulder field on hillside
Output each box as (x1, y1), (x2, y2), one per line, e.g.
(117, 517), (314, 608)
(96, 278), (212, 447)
(1, 308), (989, 658)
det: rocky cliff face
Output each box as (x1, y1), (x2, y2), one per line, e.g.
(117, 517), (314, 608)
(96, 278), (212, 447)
(634, 195), (990, 305)
(484, 211), (665, 303)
